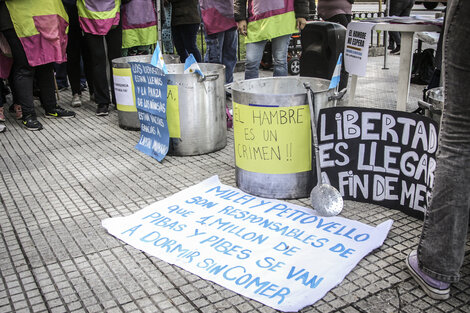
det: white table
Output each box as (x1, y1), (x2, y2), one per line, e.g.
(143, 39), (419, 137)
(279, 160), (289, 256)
(348, 22), (441, 111)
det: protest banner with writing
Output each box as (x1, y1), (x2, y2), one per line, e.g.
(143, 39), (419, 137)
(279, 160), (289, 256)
(233, 102), (312, 174)
(317, 107), (439, 218)
(344, 22), (374, 77)
(103, 176), (393, 312)
(129, 62), (169, 162)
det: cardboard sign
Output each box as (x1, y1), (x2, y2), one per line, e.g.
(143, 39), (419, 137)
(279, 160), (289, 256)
(130, 62), (169, 162)
(344, 22), (374, 77)
(233, 102), (312, 174)
(113, 67), (136, 112)
(102, 176), (393, 312)
(317, 107), (439, 218)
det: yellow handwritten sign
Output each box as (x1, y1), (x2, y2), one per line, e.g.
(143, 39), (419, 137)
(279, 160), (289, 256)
(167, 85), (180, 138)
(233, 102), (312, 174)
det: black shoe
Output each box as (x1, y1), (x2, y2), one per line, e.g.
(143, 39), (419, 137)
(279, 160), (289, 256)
(45, 106), (76, 119)
(22, 116), (43, 131)
(390, 46), (400, 55)
(387, 44), (395, 50)
(96, 104), (109, 116)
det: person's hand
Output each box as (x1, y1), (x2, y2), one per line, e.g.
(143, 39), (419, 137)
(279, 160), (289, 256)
(237, 20), (247, 36)
(296, 18), (307, 31)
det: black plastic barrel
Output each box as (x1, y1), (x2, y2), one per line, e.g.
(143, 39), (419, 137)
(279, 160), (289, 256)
(300, 22), (347, 90)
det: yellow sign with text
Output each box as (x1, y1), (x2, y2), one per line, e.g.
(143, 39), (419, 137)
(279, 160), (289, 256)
(167, 85), (180, 138)
(233, 102), (312, 174)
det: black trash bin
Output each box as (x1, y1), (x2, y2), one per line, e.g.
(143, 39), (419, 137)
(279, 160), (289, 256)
(300, 22), (347, 90)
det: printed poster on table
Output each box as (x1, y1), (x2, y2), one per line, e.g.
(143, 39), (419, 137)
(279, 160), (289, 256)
(344, 22), (375, 76)
(129, 62), (169, 162)
(317, 107), (439, 218)
(102, 176), (393, 312)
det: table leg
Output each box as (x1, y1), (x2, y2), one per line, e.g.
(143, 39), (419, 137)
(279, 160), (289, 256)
(349, 75), (358, 105)
(396, 32), (414, 111)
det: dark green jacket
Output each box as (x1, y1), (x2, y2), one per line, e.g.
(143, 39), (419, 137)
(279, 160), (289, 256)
(169, 0), (201, 26)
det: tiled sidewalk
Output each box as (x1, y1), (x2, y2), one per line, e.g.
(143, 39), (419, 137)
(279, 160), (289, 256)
(1, 55), (469, 313)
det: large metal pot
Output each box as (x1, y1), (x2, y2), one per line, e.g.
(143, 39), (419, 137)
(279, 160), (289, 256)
(231, 76), (336, 199)
(166, 63), (227, 156)
(112, 54), (179, 130)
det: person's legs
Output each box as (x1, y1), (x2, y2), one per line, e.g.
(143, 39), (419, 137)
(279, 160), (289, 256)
(271, 34), (290, 77)
(2, 28), (38, 127)
(85, 32), (110, 113)
(65, 2), (83, 98)
(389, 0), (403, 49)
(417, 0), (470, 283)
(221, 28), (238, 84)
(176, 23), (202, 63)
(105, 24), (122, 106)
(204, 32), (222, 64)
(35, 63), (57, 113)
(245, 40), (267, 80)
(172, 25), (189, 63)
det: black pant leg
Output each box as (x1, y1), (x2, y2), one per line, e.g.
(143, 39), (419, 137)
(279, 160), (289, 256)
(105, 24), (122, 105)
(85, 32), (110, 106)
(2, 28), (35, 119)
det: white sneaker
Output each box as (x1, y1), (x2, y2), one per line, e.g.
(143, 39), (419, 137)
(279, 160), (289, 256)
(71, 94), (82, 107)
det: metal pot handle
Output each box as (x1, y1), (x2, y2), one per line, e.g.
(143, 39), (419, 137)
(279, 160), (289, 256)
(198, 73), (219, 82)
(328, 88), (347, 102)
(224, 82), (233, 95)
(418, 100), (442, 115)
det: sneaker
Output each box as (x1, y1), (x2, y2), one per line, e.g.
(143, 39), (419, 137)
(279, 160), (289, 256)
(0, 107), (5, 122)
(45, 106), (76, 119)
(0, 123), (5, 133)
(96, 104), (109, 116)
(22, 116), (43, 131)
(13, 104), (22, 120)
(71, 94), (82, 107)
(387, 44), (395, 50)
(406, 250), (450, 300)
(391, 46), (401, 55)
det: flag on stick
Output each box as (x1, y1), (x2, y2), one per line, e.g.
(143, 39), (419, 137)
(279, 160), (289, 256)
(329, 53), (342, 89)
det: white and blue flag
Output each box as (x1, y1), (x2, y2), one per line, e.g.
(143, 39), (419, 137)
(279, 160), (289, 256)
(329, 53), (342, 89)
(150, 42), (168, 74)
(184, 54), (204, 78)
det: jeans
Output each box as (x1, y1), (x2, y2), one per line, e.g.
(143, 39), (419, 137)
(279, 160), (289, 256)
(418, 0), (470, 283)
(389, 0), (414, 46)
(2, 28), (57, 119)
(84, 24), (122, 106)
(245, 34), (291, 80)
(171, 23), (202, 63)
(204, 27), (238, 84)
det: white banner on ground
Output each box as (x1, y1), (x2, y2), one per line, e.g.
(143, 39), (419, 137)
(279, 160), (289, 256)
(102, 176), (393, 312)
(344, 22), (375, 77)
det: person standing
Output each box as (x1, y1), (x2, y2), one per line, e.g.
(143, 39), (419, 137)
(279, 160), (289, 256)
(0, 0), (75, 131)
(406, 0), (470, 301)
(77, 0), (122, 116)
(388, 0), (415, 54)
(121, 0), (158, 56)
(317, 0), (353, 28)
(63, 0), (94, 107)
(169, 0), (202, 63)
(199, 0), (237, 84)
(234, 0), (309, 80)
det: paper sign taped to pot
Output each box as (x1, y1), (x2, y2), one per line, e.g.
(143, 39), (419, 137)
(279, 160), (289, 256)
(167, 85), (181, 138)
(102, 176), (393, 312)
(129, 62), (169, 162)
(113, 67), (136, 112)
(344, 22), (374, 77)
(317, 107), (439, 218)
(233, 102), (312, 174)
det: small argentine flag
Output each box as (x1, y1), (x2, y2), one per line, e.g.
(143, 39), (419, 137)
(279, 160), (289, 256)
(329, 53), (342, 89)
(150, 42), (168, 74)
(184, 54), (204, 78)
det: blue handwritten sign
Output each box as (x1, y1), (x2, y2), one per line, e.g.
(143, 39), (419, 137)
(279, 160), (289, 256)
(102, 176), (393, 312)
(129, 62), (169, 162)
